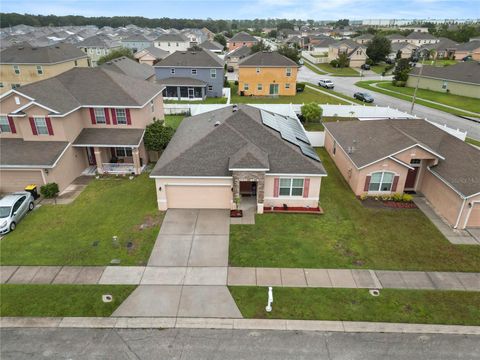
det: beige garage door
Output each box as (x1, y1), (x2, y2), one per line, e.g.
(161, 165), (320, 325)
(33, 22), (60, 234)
(0, 170), (44, 193)
(166, 185), (231, 209)
(466, 203), (480, 228)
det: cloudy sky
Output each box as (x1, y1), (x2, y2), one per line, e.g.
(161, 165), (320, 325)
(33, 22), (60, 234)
(2, 0), (478, 20)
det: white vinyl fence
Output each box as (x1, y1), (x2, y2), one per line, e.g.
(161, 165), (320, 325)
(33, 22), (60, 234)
(305, 131), (325, 147)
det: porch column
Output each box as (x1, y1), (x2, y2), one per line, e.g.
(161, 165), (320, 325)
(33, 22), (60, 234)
(257, 175), (265, 214)
(201, 87), (205, 99)
(94, 147), (104, 174)
(132, 147), (141, 175)
(177, 86), (181, 100)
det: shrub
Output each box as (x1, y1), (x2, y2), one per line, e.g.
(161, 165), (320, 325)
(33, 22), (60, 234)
(392, 193), (403, 202)
(330, 59), (339, 67)
(301, 103), (323, 124)
(393, 80), (406, 87)
(296, 83), (306, 91)
(144, 120), (175, 151)
(234, 80), (239, 85)
(366, 58), (374, 66)
(402, 194), (413, 202)
(40, 183), (59, 198)
(359, 193), (368, 201)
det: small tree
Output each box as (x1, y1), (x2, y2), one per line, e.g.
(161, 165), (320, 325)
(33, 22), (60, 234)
(392, 58), (411, 86)
(97, 47), (134, 65)
(336, 53), (350, 68)
(144, 120), (175, 152)
(277, 44), (301, 64)
(366, 35), (391, 64)
(213, 33), (227, 47)
(301, 103), (323, 124)
(268, 30), (278, 38)
(250, 40), (271, 53)
(40, 183), (59, 198)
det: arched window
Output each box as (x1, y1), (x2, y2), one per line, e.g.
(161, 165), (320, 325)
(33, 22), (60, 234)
(369, 172), (394, 192)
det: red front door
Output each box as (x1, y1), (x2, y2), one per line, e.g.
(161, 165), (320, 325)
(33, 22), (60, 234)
(86, 147), (97, 166)
(405, 167), (418, 189)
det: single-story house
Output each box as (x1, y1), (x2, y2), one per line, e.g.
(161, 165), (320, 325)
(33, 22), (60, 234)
(455, 41), (480, 61)
(324, 119), (480, 229)
(150, 105), (327, 213)
(406, 61), (480, 99)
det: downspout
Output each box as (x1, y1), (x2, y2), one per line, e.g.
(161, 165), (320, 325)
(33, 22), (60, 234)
(462, 200), (477, 229)
(454, 197), (467, 229)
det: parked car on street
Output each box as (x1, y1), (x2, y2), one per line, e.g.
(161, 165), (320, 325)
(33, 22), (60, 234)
(361, 63), (371, 70)
(0, 192), (35, 234)
(318, 79), (335, 89)
(353, 92), (374, 103)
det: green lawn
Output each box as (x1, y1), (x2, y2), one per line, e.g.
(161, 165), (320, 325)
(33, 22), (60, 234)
(316, 63), (360, 77)
(230, 83), (349, 105)
(164, 97), (227, 104)
(306, 83), (367, 105)
(466, 137), (480, 147)
(0, 174), (163, 266)
(0, 285), (135, 317)
(229, 149), (480, 271)
(164, 115), (185, 129)
(230, 287), (480, 326)
(420, 59), (457, 66)
(370, 64), (387, 75)
(302, 60), (328, 75)
(356, 80), (480, 116)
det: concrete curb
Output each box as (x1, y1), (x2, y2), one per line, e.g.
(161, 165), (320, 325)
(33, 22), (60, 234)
(1, 317), (479, 335)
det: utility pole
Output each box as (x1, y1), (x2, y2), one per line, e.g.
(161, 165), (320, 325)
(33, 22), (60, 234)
(410, 61), (424, 114)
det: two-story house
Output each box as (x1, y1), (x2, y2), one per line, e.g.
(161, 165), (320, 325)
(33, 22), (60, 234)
(227, 32), (258, 51)
(154, 49), (224, 100)
(0, 42), (89, 94)
(120, 34), (153, 53)
(0, 67), (165, 193)
(238, 51), (298, 96)
(76, 34), (122, 67)
(328, 39), (368, 68)
(153, 33), (190, 53)
(405, 32), (439, 46)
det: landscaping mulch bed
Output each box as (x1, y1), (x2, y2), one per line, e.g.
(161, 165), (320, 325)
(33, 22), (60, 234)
(359, 198), (417, 210)
(264, 206), (324, 215)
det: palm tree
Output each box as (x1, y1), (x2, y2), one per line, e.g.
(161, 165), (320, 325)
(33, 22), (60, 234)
(428, 49), (437, 65)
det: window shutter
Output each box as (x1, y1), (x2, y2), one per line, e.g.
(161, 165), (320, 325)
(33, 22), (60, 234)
(7, 116), (16, 133)
(45, 117), (54, 135)
(29, 117), (37, 135)
(364, 176), (371, 192)
(126, 109), (132, 125)
(392, 175), (400, 192)
(273, 178), (279, 197)
(303, 178), (310, 198)
(111, 109), (117, 125)
(89, 108), (96, 124)
(104, 108), (111, 124)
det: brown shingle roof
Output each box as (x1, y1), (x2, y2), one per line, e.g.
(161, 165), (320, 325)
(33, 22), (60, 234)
(0, 42), (87, 64)
(72, 128), (145, 147)
(238, 51), (298, 67)
(409, 61), (480, 85)
(0, 139), (69, 168)
(155, 49), (224, 68)
(229, 32), (258, 43)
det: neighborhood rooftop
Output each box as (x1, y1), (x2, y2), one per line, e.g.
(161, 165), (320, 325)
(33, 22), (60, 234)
(0, 139), (69, 168)
(100, 56), (155, 81)
(0, 42), (87, 64)
(154, 49), (224, 68)
(410, 61), (480, 85)
(239, 51), (298, 67)
(229, 31), (257, 42)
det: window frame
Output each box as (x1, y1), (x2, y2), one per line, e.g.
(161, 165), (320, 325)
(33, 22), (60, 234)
(34, 116), (49, 135)
(257, 83), (263, 91)
(191, 69), (197, 75)
(115, 147), (133, 157)
(207, 85), (213, 91)
(115, 109), (127, 125)
(94, 108), (106, 124)
(36, 65), (43, 75)
(244, 83), (249, 91)
(256, 67), (261, 74)
(170, 68), (175, 74)
(210, 69), (216, 78)
(286, 67), (292, 76)
(368, 171), (395, 193)
(285, 83), (290, 89)
(13, 65), (20, 75)
(279, 178), (304, 197)
(0, 116), (11, 133)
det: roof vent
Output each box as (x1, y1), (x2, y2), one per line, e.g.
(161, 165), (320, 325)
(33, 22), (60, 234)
(232, 104), (238, 112)
(214, 121), (221, 127)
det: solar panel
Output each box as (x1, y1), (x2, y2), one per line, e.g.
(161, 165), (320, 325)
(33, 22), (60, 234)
(300, 143), (321, 161)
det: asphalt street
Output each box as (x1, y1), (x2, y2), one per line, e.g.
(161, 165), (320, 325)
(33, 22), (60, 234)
(1, 328), (480, 360)
(298, 65), (480, 140)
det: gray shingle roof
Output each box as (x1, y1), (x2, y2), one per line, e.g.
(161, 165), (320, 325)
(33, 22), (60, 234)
(229, 32), (258, 43)
(226, 45), (252, 59)
(0, 139), (69, 167)
(100, 56), (155, 80)
(238, 51), (298, 67)
(76, 34), (121, 48)
(228, 143), (270, 170)
(72, 128), (145, 146)
(151, 105), (326, 177)
(456, 40), (480, 51)
(155, 49), (224, 68)
(155, 33), (188, 42)
(390, 42), (416, 52)
(122, 34), (151, 42)
(13, 67), (164, 114)
(406, 32), (437, 40)
(386, 34), (406, 40)
(199, 40), (224, 51)
(324, 119), (480, 197)
(0, 42), (87, 64)
(409, 61), (480, 85)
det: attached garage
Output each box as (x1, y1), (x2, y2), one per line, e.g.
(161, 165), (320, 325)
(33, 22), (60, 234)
(165, 184), (232, 209)
(466, 202), (480, 228)
(0, 170), (45, 193)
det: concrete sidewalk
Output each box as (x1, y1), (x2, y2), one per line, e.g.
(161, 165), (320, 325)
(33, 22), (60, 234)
(1, 316), (479, 335)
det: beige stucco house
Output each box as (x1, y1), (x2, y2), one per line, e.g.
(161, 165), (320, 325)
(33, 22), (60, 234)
(324, 120), (480, 229)
(328, 39), (368, 68)
(0, 42), (89, 94)
(0, 67), (165, 193)
(76, 34), (122, 67)
(150, 105), (327, 213)
(134, 46), (170, 66)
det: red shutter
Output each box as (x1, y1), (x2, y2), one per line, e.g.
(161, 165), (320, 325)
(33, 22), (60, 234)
(303, 178), (310, 198)
(29, 117), (37, 135)
(89, 108), (96, 124)
(45, 117), (54, 135)
(273, 178), (280, 197)
(126, 109), (132, 125)
(391, 175), (399, 192)
(111, 109), (117, 125)
(364, 176), (371, 192)
(7, 116), (16, 133)
(104, 108), (111, 124)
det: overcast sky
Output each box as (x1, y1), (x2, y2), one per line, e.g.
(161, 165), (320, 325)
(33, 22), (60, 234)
(2, 0), (479, 20)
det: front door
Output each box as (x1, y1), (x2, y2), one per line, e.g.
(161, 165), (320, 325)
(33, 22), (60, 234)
(188, 88), (195, 99)
(86, 147), (96, 166)
(269, 84), (279, 95)
(405, 167), (418, 189)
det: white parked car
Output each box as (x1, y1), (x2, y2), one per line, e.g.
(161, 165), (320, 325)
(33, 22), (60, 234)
(318, 79), (335, 89)
(0, 192), (35, 234)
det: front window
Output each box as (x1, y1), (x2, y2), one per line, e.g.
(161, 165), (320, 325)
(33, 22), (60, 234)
(191, 69), (197, 75)
(36, 65), (43, 75)
(115, 109), (127, 124)
(210, 69), (216, 78)
(257, 83), (263, 91)
(285, 83), (290, 89)
(244, 83), (249, 91)
(279, 178), (304, 196)
(369, 172), (394, 192)
(208, 85), (213, 91)
(256, 67), (260, 74)
(286, 67), (292, 76)
(13, 65), (20, 75)
(94, 108), (106, 124)
(34, 117), (48, 135)
(0, 116), (11, 133)
(170, 68), (175, 74)
(115, 147), (133, 157)
(96, 49), (101, 55)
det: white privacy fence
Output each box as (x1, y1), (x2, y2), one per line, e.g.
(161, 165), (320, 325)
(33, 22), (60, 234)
(425, 120), (467, 141)
(301, 51), (329, 64)
(305, 131), (325, 147)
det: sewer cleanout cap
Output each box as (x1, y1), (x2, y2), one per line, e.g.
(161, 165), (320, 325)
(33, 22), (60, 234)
(102, 294), (113, 303)
(369, 289), (380, 297)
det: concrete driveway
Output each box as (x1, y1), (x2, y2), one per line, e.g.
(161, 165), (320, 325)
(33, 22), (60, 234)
(113, 209), (242, 318)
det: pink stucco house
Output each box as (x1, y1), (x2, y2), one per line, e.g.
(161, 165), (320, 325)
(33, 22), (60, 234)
(150, 105), (327, 213)
(0, 66), (164, 193)
(324, 119), (480, 229)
